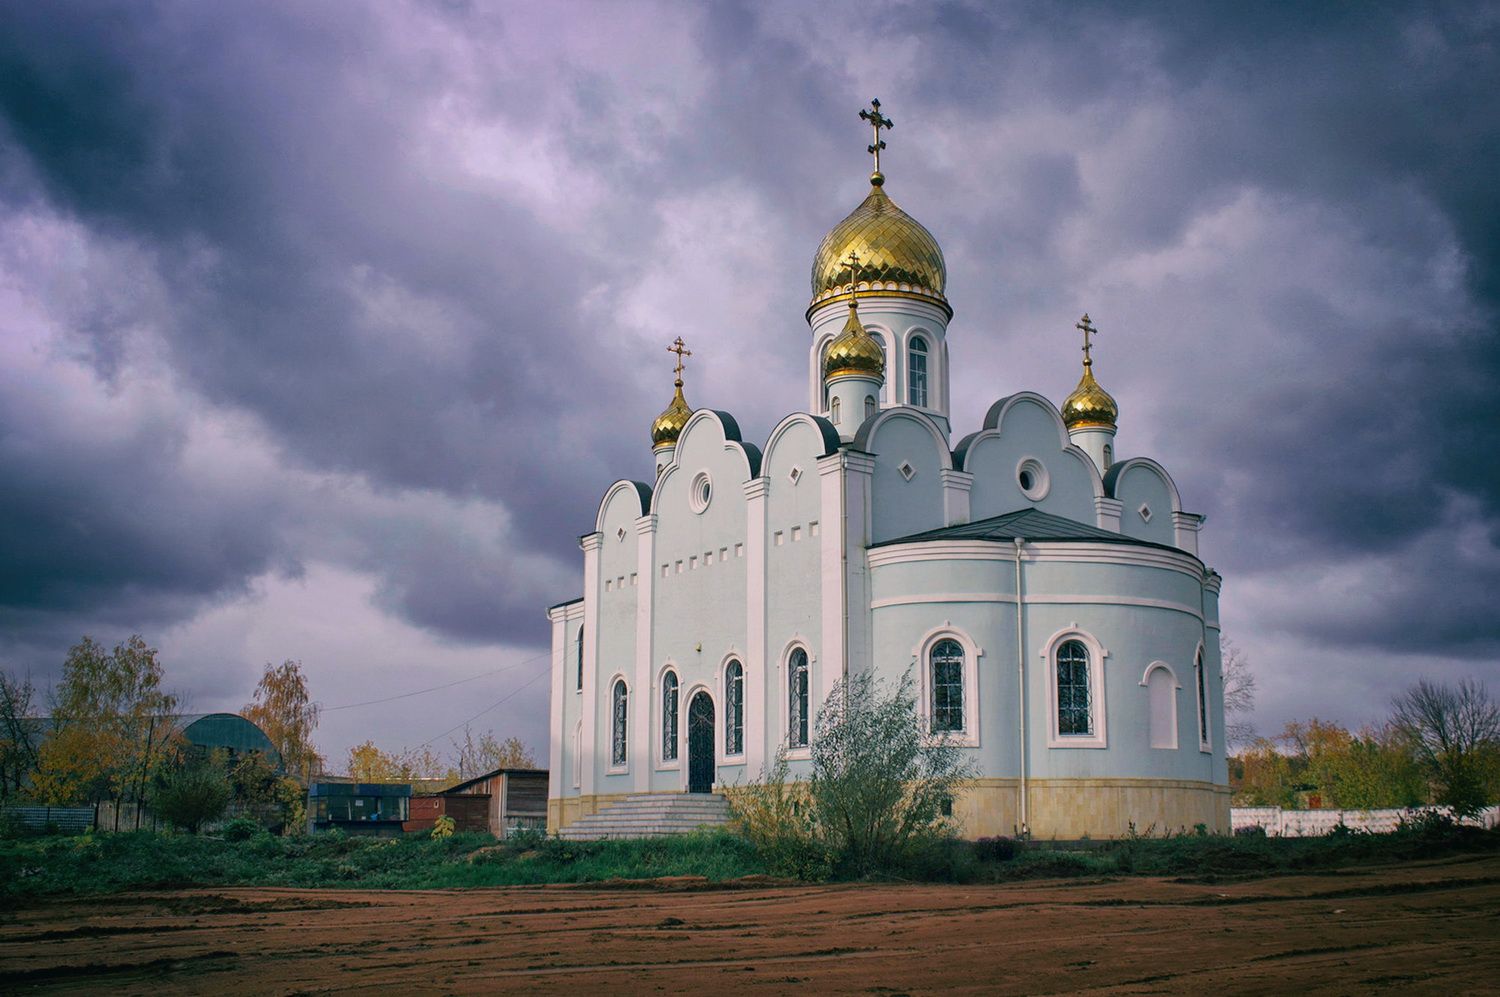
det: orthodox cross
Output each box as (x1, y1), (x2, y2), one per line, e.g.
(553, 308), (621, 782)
(1076, 314), (1098, 367)
(859, 99), (893, 179)
(843, 250), (862, 297)
(667, 337), (692, 385)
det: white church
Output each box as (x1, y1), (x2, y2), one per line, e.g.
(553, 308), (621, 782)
(546, 102), (1228, 839)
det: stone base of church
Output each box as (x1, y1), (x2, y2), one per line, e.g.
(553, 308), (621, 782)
(547, 792), (633, 834)
(955, 777), (1232, 840)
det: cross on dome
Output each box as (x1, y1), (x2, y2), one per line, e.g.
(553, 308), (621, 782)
(859, 99), (893, 186)
(667, 336), (692, 385)
(1076, 313), (1098, 367)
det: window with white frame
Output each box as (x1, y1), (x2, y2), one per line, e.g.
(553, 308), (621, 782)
(830, 396), (841, 425)
(1056, 640), (1092, 736)
(1195, 649), (1210, 750)
(788, 648), (809, 748)
(725, 660), (744, 755)
(864, 394), (876, 420)
(908, 336), (929, 408)
(611, 679), (628, 767)
(1046, 630), (1108, 748)
(662, 670), (679, 761)
(930, 639), (965, 733)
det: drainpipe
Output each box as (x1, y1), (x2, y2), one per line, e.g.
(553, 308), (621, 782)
(1014, 536), (1029, 838)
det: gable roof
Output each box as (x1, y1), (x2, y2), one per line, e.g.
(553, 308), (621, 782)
(870, 507), (1189, 558)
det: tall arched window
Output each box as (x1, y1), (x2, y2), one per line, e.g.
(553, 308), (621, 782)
(930, 639), (965, 733)
(575, 625), (584, 691)
(788, 648), (809, 748)
(864, 394), (876, 420)
(611, 679), (628, 766)
(908, 336), (929, 408)
(725, 660), (744, 755)
(1056, 640), (1092, 736)
(662, 671), (679, 761)
(830, 396), (841, 425)
(1195, 650), (1210, 750)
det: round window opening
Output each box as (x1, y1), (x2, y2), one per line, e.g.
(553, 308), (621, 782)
(1017, 458), (1050, 501)
(689, 472), (712, 513)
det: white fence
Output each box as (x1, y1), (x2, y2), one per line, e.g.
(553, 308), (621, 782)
(1231, 805), (1500, 837)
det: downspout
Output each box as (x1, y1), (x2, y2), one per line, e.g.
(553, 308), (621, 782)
(1014, 536), (1029, 838)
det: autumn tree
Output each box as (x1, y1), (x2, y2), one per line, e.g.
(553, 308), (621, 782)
(243, 660), (324, 783)
(452, 725), (538, 779)
(345, 741), (456, 784)
(34, 636), (178, 821)
(0, 670), (42, 801)
(1391, 678), (1500, 816)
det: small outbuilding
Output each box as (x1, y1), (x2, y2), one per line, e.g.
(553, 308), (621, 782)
(404, 768), (547, 838)
(307, 781), (411, 837)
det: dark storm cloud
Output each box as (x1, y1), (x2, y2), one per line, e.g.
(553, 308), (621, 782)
(0, 0), (1497, 749)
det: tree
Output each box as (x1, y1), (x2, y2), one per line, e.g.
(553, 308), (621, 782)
(346, 740), (401, 782)
(1391, 678), (1500, 816)
(155, 756), (232, 833)
(243, 660), (324, 784)
(451, 726), (538, 778)
(0, 670), (41, 801)
(1230, 736), (1298, 808)
(808, 672), (975, 877)
(34, 636), (178, 821)
(1221, 637), (1257, 748)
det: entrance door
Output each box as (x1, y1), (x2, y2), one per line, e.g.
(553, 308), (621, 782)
(687, 691), (716, 794)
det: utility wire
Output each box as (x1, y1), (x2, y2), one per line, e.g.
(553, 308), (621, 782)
(320, 649), (551, 712)
(411, 663), (551, 751)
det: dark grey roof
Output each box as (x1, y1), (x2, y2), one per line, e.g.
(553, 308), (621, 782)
(870, 507), (1190, 558)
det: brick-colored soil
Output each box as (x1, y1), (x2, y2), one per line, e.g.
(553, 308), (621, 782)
(3, 854), (1498, 994)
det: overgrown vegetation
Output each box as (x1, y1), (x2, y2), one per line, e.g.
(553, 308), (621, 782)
(728, 672), (975, 879)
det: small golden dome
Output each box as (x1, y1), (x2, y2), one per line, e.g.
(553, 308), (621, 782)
(823, 300), (886, 381)
(651, 380), (692, 450)
(1062, 364), (1118, 431)
(810, 183), (947, 316)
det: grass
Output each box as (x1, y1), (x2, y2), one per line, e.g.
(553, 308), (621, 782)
(2, 818), (1495, 901)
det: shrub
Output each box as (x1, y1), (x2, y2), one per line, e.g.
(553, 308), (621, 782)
(154, 762), (232, 834)
(220, 817), (262, 842)
(973, 836), (1016, 862)
(431, 815), (456, 839)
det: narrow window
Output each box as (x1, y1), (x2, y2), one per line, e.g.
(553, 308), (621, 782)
(725, 660), (744, 755)
(611, 679), (628, 766)
(864, 394), (876, 420)
(1196, 651), (1209, 749)
(930, 638), (965, 733)
(662, 671), (679, 761)
(831, 396), (841, 425)
(1103, 443), (1113, 469)
(908, 336), (929, 408)
(575, 625), (584, 691)
(1056, 640), (1092, 736)
(789, 648), (809, 748)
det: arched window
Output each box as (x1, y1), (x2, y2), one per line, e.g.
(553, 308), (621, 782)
(725, 660), (744, 755)
(1103, 443), (1113, 470)
(864, 394), (876, 420)
(611, 679), (628, 767)
(908, 336), (929, 408)
(575, 625), (584, 691)
(1146, 665), (1177, 749)
(830, 396), (841, 425)
(930, 639), (965, 733)
(1195, 650), (1210, 750)
(788, 648), (809, 748)
(662, 671), (679, 761)
(1056, 640), (1092, 736)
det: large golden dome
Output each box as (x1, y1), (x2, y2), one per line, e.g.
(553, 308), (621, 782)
(823, 300), (886, 381)
(650, 380), (692, 450)
(809, 180), (948, 317)
(1062, 365), (1118, 431)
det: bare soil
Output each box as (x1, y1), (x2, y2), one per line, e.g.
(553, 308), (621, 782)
(3, 854), (1499, 994)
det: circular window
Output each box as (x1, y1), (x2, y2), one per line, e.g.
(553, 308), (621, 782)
(1017, 458), (1049, 501)
(689, 472), (712, 513)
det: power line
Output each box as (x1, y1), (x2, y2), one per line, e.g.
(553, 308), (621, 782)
(411, 663), (551, 751)
(319, 649), (551, 712)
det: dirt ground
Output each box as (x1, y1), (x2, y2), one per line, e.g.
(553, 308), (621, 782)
(2, 853), (1499, 995)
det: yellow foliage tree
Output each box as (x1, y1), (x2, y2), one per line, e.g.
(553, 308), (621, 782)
(243, 660), (324, 784)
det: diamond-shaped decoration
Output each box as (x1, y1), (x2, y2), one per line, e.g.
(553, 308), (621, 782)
(898, 461), (915, 481)
(788, 465), (802, 484)
(1138, 504), (1153, 523)
(616, 527), (626, 541)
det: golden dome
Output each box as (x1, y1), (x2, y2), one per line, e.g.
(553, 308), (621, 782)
(1062, 364), (1118, 431)
(650, 380), (692, 450)
(823, 300), (886, 381)
(809, 181), (948, 316)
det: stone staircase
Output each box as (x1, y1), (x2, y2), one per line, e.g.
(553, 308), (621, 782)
(557, 792), (733, 840)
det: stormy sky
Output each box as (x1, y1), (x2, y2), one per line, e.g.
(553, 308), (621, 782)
(1, 1), (1497, 767)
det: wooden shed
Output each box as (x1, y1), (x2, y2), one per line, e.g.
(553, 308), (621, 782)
(404, 768), (548, 838)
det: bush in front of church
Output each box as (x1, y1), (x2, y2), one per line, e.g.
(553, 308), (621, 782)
(728, 672), (975, 880)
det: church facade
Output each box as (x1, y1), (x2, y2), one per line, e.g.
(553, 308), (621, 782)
(546, 103), (1229, 839)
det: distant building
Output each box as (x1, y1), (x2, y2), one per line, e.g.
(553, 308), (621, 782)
(307, 781), (411, 837)
(406, 768), (548, 838)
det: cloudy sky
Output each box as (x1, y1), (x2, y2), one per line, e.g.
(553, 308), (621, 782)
(2, 1), (1497, 767)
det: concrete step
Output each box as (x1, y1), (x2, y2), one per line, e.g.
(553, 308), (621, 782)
(557, 792), (735, 840)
